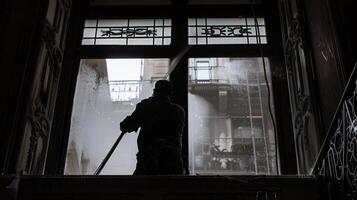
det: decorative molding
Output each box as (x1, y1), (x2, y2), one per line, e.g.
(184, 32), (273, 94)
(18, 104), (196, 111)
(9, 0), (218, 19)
(294, 90), (316, 171)
(201, 26), (252, 37)
(100, 27), (158, 38)
(294, 90), (310, 129)
(25, 99), (50, 173)
(288, 17), (303, 49)
(14, 0), (72, 175)
(285, 17), (310, 152)
(284, 17), (303, 75)
(280, 3), (321, 173)
(61, 0), (72, 10)
(42, 20), (63, 67)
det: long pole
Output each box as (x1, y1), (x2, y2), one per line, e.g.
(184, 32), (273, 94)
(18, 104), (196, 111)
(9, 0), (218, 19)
(94, 132), (125, 175)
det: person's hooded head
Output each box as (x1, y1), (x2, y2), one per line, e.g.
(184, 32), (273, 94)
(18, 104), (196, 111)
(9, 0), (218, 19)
(153, 80), (172, 98)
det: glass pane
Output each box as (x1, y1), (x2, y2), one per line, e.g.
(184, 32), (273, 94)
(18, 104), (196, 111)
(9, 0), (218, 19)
(131, 19), (154, 26)
(98, 19), (128, 27)
(82, 39), (95, 45)
(247, 18), (265, 25)
(207, 18), (246, 25)
(197, 70), (210, 80)
(84, 20), (97, 27)
(95, 39), (126, 45)
(65, 58), (169, 175)
(164, 38), (171, 45)
(83, 28), (96, 38)
(82, 19), (172, 46)
(188, 18), (267, 45)
(188, 57), (276, 175)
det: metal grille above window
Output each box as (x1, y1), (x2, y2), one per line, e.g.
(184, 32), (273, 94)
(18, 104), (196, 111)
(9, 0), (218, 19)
(188, 18), (267, 45)
(82, 19), (172, 45)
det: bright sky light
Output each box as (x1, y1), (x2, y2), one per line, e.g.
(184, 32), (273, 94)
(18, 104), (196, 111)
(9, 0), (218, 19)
(106, 59), (142, 81)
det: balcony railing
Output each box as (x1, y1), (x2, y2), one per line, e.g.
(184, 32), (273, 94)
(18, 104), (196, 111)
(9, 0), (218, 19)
(189, 79), (229, 84)
(313, 63), (357, 200)
(108, 80), (141, 102)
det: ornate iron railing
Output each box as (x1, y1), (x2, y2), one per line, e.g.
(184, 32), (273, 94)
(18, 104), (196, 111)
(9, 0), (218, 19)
(313, 63), (357, 200)
(108, 80), (142, 102)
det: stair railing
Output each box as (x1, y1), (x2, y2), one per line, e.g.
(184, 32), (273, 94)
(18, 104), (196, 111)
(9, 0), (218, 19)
(313, 62), (357, 200)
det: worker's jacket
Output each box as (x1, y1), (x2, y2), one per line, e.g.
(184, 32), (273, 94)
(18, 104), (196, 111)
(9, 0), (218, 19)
(120, 96), (185, 175)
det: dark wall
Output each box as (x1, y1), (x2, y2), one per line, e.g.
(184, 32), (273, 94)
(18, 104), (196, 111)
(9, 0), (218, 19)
(302, 0), (357, 132)
(0, 0), (48, 173)
(330, 0), (357, 74)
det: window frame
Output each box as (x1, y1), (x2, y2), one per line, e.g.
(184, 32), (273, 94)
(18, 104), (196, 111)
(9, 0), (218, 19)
(46, 1), (297, 175)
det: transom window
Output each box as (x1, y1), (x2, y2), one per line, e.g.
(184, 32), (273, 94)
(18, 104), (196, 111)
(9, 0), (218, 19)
(82, 19), (172, 45)
(81, 17), (266, 46)
(188, 18), (267, 45)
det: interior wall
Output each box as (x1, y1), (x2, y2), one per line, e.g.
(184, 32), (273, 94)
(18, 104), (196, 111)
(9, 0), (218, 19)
(278, 0), (357, 174)
(0, 0), (49, 174)
(0, 0), (72, 175)
(302, 0), (349, 133)
(329, 0), (357, 75)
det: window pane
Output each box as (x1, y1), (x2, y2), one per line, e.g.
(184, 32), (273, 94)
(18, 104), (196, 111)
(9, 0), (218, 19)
(65, 58), (169, 175)
(188, 18), (267, 45)
(83, 28), (96, 38)
(197, 70), (210, 80)
(188, 57), (276, 175)
(82, 19), (172, 46)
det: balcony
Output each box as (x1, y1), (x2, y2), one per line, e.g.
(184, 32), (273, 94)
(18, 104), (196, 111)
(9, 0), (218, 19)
(188, 79), (231, 93)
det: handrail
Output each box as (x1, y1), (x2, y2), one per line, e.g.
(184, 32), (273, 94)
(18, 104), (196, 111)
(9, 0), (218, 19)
(94, 132), (126, 175)
(312, 62), (357, 199)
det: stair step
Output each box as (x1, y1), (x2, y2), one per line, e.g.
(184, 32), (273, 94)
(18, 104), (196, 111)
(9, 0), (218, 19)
(13, 175), (320, 200)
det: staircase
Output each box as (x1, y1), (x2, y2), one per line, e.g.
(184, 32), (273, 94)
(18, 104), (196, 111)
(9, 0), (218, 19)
(1, 175), (321, 200)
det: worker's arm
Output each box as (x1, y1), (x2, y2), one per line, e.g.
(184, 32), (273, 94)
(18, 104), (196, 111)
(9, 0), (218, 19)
(120, 100), (148, 133)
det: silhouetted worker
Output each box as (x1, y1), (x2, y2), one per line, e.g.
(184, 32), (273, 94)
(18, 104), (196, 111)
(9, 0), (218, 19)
(120, 80), (185, 175)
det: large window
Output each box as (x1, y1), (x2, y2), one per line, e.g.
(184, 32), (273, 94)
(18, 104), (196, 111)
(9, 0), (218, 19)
(61, 2), (288, 176)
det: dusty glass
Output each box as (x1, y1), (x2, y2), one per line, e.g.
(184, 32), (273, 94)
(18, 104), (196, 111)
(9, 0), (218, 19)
(188, 57), (276, 175)
(65, 58), (169, 175)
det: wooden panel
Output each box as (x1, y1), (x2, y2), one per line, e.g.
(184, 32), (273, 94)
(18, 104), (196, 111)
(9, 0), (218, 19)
(17, 0), (72, 175)
(278, 0), (324, 174)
